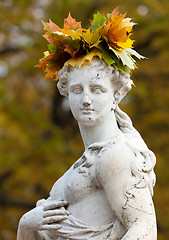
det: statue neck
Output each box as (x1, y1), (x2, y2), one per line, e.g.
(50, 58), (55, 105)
(78, 111), (122, 149)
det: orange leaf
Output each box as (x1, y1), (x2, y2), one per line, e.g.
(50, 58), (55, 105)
(42, 20), (60, 32)
(111, 7), (120, 17)
(100, 9), (135, 51)
(35, 58), (47, 70)
(43, 34), (53, 44)
(48, 19), (60, 32)
(45, 71), (57, 80)
(64, 12), (81, 30)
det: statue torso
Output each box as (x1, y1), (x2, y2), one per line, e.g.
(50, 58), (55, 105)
(49, 137), (127, 227)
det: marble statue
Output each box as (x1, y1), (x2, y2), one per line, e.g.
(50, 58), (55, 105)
(17, 59), (157, 240)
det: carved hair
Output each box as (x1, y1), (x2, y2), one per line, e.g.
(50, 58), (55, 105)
(57, 59), (131, 99)
(57, 59), (156, 197)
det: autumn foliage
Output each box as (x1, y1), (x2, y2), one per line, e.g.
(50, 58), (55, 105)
(36, 8), (144, 81)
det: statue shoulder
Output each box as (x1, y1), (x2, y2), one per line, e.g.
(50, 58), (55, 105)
(49, 166), (73, 200)
(95, 136), (135, 175)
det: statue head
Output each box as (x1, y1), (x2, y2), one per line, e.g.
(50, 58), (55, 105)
(57, 59), (132, 126)
(57, 58), (131, 104)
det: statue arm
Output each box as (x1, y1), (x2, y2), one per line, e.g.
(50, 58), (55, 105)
(17, 168), (72, 240)
(17, 226), (43, 240)
(96, 143), (157, 240)
(116, 189), (157, 240)
(118, 202), (157, 240)
(17, 199), (69, 240)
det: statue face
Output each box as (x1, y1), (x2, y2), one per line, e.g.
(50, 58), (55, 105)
(68, 66), (115, 126)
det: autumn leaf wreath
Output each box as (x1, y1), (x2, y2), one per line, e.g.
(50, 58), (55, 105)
(36, 7), (144, 81)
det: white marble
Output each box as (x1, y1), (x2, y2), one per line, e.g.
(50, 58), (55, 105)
(17, 59), (157, 240)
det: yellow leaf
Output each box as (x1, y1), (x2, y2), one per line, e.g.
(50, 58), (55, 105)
(130, 79), (135, 86)
(117, 38), (134, 50)
(64, 49), (102, 68)
(44, 51), (50, 57)
(64, 44), (75, 56)
(60, 29), (81, 40)
(79, 28), (101, 47)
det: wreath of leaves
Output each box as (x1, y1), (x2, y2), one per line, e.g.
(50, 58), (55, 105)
(36, 7), (145, 81)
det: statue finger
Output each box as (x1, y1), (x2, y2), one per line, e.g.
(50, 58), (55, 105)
(43, 209), (69, 217)
(43, 200), (68, 210)
(43, 215), (68, 224)
(40, 224), (62, 231)
(36, 198), (47, 207)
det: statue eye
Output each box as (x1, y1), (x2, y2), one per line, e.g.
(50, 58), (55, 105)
(91, 86), (102, 94)
(71, 86), (83, 94)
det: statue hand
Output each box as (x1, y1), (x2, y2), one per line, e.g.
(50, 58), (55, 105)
(19, 200), (69, 232)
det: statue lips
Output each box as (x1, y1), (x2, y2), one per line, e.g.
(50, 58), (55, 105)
(80, 108), (94, 115)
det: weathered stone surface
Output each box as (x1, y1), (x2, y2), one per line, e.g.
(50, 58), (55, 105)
(17, 60), (157, 240)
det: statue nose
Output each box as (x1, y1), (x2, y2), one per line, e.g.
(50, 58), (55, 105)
(82, 93), (91, 106)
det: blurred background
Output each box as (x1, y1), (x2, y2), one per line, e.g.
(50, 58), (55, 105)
(0, 0), (169, 239)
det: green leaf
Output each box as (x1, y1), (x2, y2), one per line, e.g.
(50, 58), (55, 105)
(48, 44), (57, 53)
(91, 12), (105, 32)
(105, 13), (112, 20)
(99, 44), (130, 74)
(101, 36), (108, 43)
(52, 32), (80, 49)
(113, 60), (131, 75)
(99, 45), (115, 65)
(111, 47), (136, 70)
(65, 39), (79, 49)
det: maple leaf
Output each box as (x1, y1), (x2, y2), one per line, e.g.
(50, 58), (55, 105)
(79, 28), (101, 47)
(42, 19), (60, 32)
(111, 47), (136, 70)
(44, 51), (50, 57)
(43, 34), (53, 44)
(125, 48), (145, 60)
(100, 8), (135, 51)
(48, 44), (57, 53)
(98, 44), (115, 66)
(59, 29), (81, 41)
(45, 51), (71, 80)
(44, 70), (57, 80)
(73, 40), (88, 59)
(111, 7), (120, 17)
(43, 32), (65, 47)
(51, 31), (80, 51)
(64, 12), (81, 30)
(64, 49), (102, 69)
(36, 48), (71, 81)
(64, 44), (75, 56)
(117, 39), (134, 51)
(37, 9), (144, 80)
(35, 57), (47, 70)
(113, 60), (131, 75)
(48, 19), (60, 31)
(90, 12), (105, 32)
(122, 17), (135, 28)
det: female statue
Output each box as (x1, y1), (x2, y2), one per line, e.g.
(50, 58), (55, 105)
(17, 9), (157, 240)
